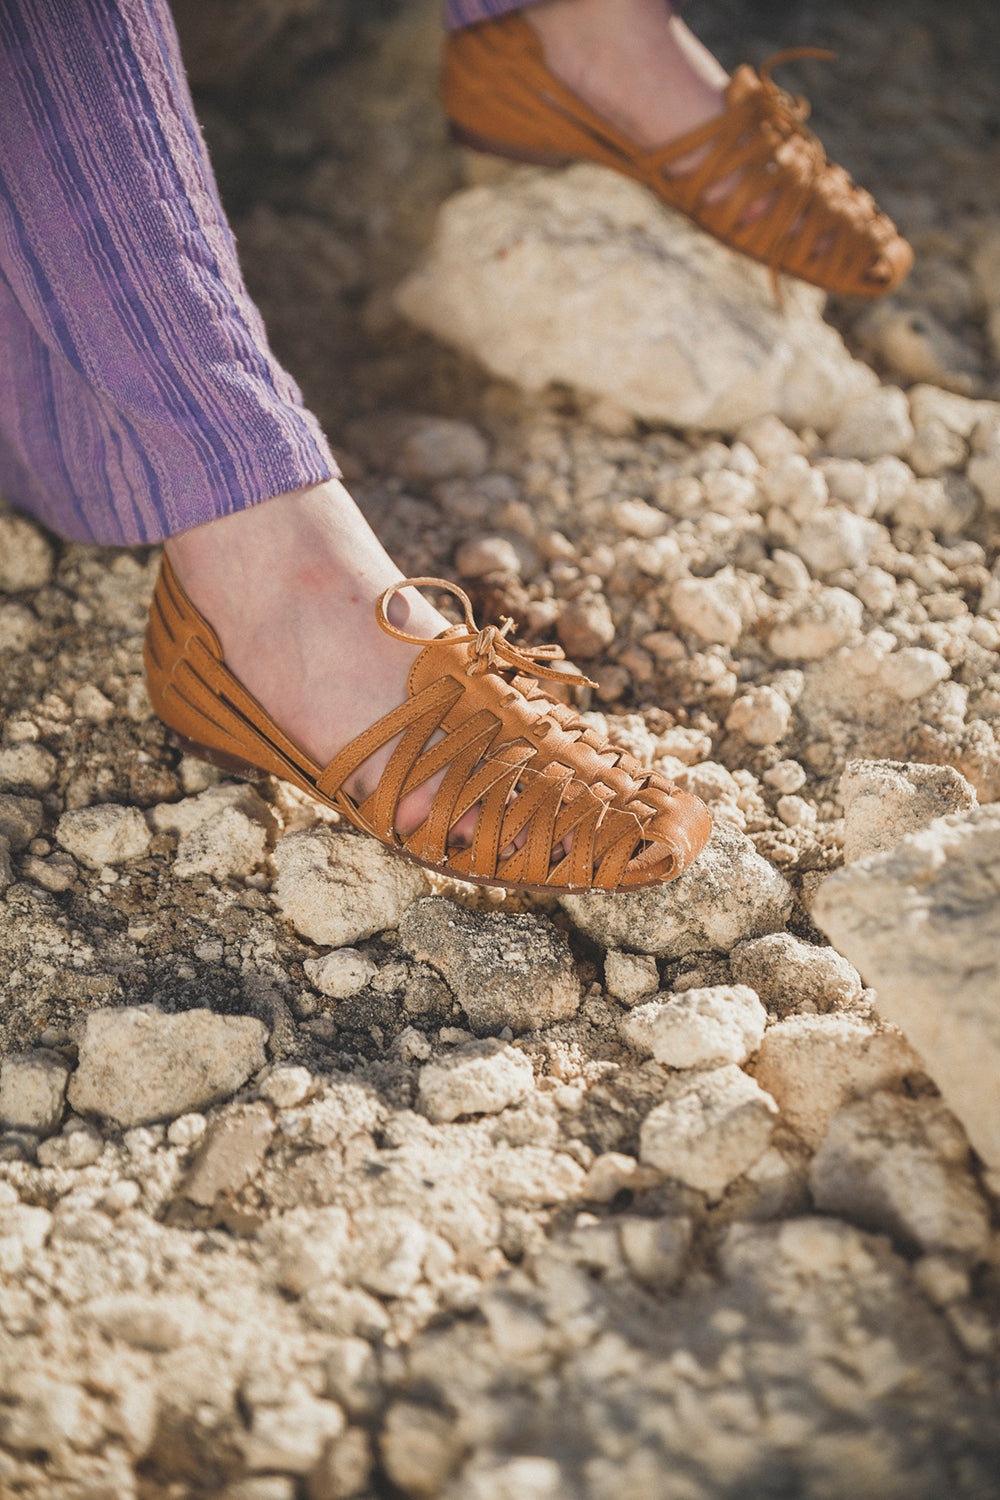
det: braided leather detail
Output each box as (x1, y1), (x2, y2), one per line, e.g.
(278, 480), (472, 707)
(144, 559), (712, 893)
(442, 16), (913, 299)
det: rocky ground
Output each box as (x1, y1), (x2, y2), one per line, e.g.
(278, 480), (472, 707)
(2, 0), (1000, 1496)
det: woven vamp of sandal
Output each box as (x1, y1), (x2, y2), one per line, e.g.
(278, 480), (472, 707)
(711, 60), (895, 255)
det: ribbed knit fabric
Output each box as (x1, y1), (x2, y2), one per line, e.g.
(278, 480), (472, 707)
(445, 0), (545, 29)
(0, 0), (338, 545)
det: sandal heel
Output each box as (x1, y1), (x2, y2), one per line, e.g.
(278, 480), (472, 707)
(168, 731), (268, 783)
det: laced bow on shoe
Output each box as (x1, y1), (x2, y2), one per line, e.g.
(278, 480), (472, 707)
(377, 576), (596, 687)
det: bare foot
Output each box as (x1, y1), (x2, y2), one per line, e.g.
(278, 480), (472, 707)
(164, 480), (468, 839)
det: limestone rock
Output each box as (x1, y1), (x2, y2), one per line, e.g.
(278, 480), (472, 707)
(839, 758), (977, 863)
(271, 829), (430, 947)
(0, 792), (43, 850)
(399, 897), (581, 1035)
(561, 820), (793, 957)
(812, 807), (1000, 1170)
(639, 1064), (778, 1199)
(394, 416), (490, 482)
(304, 947), (378, 998)
(418, 1040), (534, 1123)
(0, 1050), (70, 1136)
(730, 932), (863, 1016)
(0, 742), (58, 792)
(174, 806), (269, 880)
(809, 1092), (991, 1259)
(180, 1102), (276, 1206)
(755, 1014), (926, 1149)
(68, 1005), (268, 1126)
(767, 586), (863, 661)
(621, 985), (766, 1069)
(56, 803), (152, 869)
(603, 949), (659, 1005)
(0, 514), (54, 592)
(825, 385), (915, 460)
(150, 781), (277, 839)
(395, 164), (875, 435)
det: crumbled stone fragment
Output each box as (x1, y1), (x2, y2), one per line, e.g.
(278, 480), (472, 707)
(0, 514), (54, 591)
(174, 806), (268, 879)
(180, 1102), (275, 1206)
(272, 829), (430, 947)
(0, 742), (58, 791)
(839, 758), (977, 863)
(56, 803), (152, 868)
(304, 947), (377, 998)
(68, 1005), (268, 1126)
(603, 949), (659, 1005)
(562, 821), (792, 957)
(725, 685), (791, 745)
(809, 1092), (991, 1258)
(622, 985), (766, 1069)
(813, 807), (1000, 1171)
(400, 897), (581, 1034)
(258, 1065), (312, 1109)
(730, 931), (863, 1017)
(639, 1064), (778, 1199)
(0, 1050), (70, 1136)
(826, 385), (915, 460)
(418, 1040), (534, 1123)
(0, 792), (43, 850)
(755, 1013), (925, 1148)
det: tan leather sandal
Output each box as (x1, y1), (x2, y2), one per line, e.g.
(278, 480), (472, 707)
(442, 15), (913, 299)
(144, 556), (712, 893)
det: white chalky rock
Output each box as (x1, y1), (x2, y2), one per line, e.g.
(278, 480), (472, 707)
(809, 1092), (991, 1259)
(0, 793), (43, 850)
(271, 828), (430, 947)
(395, 416), (490, 481)
(725, 685), (792, 745)
(968, 413), (1000, 511)
(241, 1385), (346, 1475)
(395, 164), (875, 435)
(67, 1005), (268, 1126)
(347, 1209), (429, 1299)
(767, 586), (863, 660)
(730, 931), (863, 1016)
(622, 985), (766, 1069)
(670, 571), (747, 646)
(0, 1204), (52, 1276)
(454, 535), (522, 578)
(755, 1014), (925, 1149)
(0, 514), (54, 591)
(877, 647), (951, 701)
(825, 385), (915, 460)
(639, 1064), (778, 1199)
(562, 820), (793, 957)
(174, 806), (268, 879)
(0, 1050), (70, 1136)
(446, 1456), (566, 1500)
(813, 807), (1000, 1171)
(603, 949), (660, 1005)
(303, 947), (378, 998)
(792, 509), (882, 577)
(839, 758), (977, 863)
(400, 897), (581, 1034)
(150, 781), (276, 838)
(55, 803), (152, 869)
(556, 592), (615, 657)
(258, 1065), (312, 1109)
(0, 742), (58, 792)
(381, 1401), (462, 1497)
(417, 1040), (534, 1123)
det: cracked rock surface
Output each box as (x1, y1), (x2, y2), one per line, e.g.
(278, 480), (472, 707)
(1, 1), (1000, 1496)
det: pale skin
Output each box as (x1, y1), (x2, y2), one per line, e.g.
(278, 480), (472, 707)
(165, 0), (733, 843)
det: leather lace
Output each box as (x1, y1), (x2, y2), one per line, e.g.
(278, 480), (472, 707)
(376, 576), (598, 689)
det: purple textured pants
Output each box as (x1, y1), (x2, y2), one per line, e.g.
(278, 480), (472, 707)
(0, 0), (338, 545)
(0, 0), (547, 546)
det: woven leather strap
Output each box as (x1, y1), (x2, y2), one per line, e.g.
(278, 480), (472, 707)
(442, 16), (912, 298)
